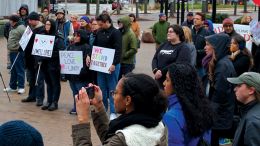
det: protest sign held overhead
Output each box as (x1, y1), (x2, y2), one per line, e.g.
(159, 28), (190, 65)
(89, 46), (115, 74)
(32, 34), (55, 57)
(249, 19), (260, 46)
(59, 51), (83, 75)
(19, 26), (33, 51)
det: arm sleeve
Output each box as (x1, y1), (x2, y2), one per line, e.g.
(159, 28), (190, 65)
(112, 30), (122, 65)
(151, 46), (161, 71)
(72, 123), (92, 146)
(176, 44), (191, 64)
(244, 119), (260, 146)
(123, 34), (137, 59)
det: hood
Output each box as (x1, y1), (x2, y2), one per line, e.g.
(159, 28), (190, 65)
(46, 19), (56, 35)
(206, 20), (214, 32)
(118, 16), (131, 33)
(205, 33), (230, 60)
(19, 4), (29, 16)
(75, 29), (89, 45)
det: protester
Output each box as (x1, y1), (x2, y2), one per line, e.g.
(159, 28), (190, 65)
(0, 120), (44, 146)
(94, 13), (122, 120)
(229, 35), (252, 76)
(66, 29), (92, 114)
(182, 26), (197, 66)
(163, 63), (213, 145)
(152, 24), (191, 88)
(152, 13), (170, 49)
(192, 12), (211, 78)
(71, 73), (168, 145)
(21, 12), (45, 106)
(129, 13), (140, 49)
(88, 18), (99, 49)
(251, 42), (260, 73)
(227, 72), (260, 146)
(181, 12), (194, 29)
(40, 19), (63, 111)
(70, 14), (80, 32)
(221, 18), (242, 38)
(42, 7), (50, 21)
(204, 19), (215, 34)
(241, 14), (252, 25)
(3, 15), (26, 94)
(203, 33), (237, 146)
(117, 16), (137, 80)
(39, 14), (45, 24)
(19, 4), (29, 26)
(80, 16), (91, 32)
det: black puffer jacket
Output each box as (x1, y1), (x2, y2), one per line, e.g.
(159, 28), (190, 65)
(205, 34), (237, 130)
(66, 29), (91, 82)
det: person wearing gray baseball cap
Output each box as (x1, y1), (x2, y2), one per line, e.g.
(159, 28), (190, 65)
(227, 72), (260, 146)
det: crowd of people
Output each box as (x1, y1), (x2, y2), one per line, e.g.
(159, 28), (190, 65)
(1, 4), (260, 146)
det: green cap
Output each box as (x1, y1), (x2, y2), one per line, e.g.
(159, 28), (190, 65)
(227, 72), (260, 92)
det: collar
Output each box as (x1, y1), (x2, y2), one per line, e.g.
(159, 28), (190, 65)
(239, 100), (258, 117)
(168, 94), (178, 108)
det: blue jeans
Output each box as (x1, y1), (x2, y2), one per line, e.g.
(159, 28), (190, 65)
(119, 63), (134, 80)
(9, 52), (25, 89)
(97, 64), (120, 114)
(69, 80), (87, 110)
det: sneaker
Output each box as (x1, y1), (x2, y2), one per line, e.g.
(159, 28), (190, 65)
(219, 138), (232, 145)
(17, 88), (25, 94)
(41, 103), (51, 110)
(69, 109), (77, 115)
(36, 99), (43, 106)
(3, 87), (17, 92)
(48, 102), (58, 111)
(110, 113), (117, 120)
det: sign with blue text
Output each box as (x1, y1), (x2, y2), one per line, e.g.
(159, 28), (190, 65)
(59, 51), (83, 75)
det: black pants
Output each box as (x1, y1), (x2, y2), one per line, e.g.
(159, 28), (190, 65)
(119, 63), (134, 80)
(27, 66), (45, 100)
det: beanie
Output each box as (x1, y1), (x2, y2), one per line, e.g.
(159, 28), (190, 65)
(222, 18), (234, 26)
(159, 13), (166, 18)
(80, 16), (90, 24)
(28, 12), (40, 20)
(9, 15), (20, 22)
(55, 9), (65, 16)
(0, 120), (44, 146)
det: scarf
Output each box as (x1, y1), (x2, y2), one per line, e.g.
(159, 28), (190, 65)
(105, 111), (161, 140)
(202, 54), (213, 71)
(230, 50), (241, 61)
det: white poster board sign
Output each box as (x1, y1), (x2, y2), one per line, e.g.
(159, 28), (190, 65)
(19, 26), (33, 51)
(249, 19), (260, 46)
(32, 34), (55, 57)
(89, 46), (115, 74)
(213, 24), (252, 51)
(59, 51), (83, 75)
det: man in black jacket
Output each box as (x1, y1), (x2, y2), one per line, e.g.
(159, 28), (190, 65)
(21, 12), (45, 107)
(94, 13), (122, 120)
(227, 72), (260, 146)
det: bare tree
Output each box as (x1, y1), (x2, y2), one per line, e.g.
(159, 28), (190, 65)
(144, 0), (148, 13)
(117, 0), (121, 14)
(243, 0), (247, 12)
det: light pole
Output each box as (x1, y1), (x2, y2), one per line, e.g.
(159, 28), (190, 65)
(212, 0), (216, 22)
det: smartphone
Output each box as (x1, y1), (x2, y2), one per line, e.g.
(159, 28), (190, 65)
(85, 86), (95, 99)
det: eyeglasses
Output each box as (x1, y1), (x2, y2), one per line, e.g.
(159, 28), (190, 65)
(45, 23), (51, 26)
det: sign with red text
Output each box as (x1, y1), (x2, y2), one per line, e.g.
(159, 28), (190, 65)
(19, 26), (33, 51)
(59, 51), (83, 75)
(89, 46), (115, 74)
(249, 19), (260, 45)
(32, 34), (55, 57)
(213, 24), (252, 51)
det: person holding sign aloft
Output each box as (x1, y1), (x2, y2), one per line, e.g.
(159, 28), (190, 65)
(66, 29), (92, 115)
(3, 15), (26, 94)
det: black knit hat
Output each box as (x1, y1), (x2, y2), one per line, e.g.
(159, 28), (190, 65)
(0, 120), (44, 146)
(28, 11), (40, 20)
(9, 15), (20, 22)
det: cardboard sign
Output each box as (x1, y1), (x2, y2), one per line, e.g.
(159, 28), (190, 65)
(213, 24), (252, 51)
(89, 46), (115, 74)
(19, 26), (33, 51)
(249, 19), (260, 46)
(59, 51), (83, 75)
(32, 34), (55, 57)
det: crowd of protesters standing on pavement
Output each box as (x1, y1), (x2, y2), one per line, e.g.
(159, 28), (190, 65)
(1, 4), (260, 146)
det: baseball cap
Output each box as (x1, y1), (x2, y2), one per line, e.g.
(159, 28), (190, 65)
(159, 13), (166, 18)
(227, 72), (260, 92)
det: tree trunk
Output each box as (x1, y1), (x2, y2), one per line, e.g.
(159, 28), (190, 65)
(243, 0), (247, 13)
(86, 0), (90, 15)
(96, 0), (100, 17)
(144, 0), (148, 13)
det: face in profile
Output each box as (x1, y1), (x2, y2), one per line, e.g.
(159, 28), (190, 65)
(230, 39), (239, 53)
(234, 84), (254, 103)
(193, 15), (203, 27)
(113, 79), (127, 114)
(163, 72), (174, 97)
(91, 20), (99, 32)
(204, 41), (214, 55)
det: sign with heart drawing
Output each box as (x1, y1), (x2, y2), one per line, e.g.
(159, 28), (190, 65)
(32, 34), (55, 58)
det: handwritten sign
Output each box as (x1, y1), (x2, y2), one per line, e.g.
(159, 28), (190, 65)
(89, 46), (115, 74)
(32, 34), (55, 57)
(213, 24), (252, 51)
(19, 26), (33, 51)
(249, 19), (260, 46)
(59, 51), (83, 75)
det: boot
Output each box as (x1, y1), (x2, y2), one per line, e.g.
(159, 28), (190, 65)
(21, 97), (36, 102)
(41, 102), (51, 110)
(48, 102), (58, 111)
(36, 98), (43, 106)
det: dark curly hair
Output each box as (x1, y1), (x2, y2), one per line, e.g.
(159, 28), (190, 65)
(121, 73), (167, 120)
(168, 63), (213, 136)
(168, 24), (186, 42)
